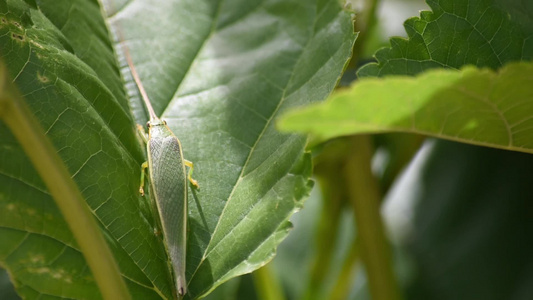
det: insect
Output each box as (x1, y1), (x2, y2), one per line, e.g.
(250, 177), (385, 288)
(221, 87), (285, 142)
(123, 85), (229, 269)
(121, 40), (199, 298)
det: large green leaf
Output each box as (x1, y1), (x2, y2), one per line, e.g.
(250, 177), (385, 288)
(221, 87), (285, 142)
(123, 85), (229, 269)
(358, 0), (533, 77)
(278, 62), (533, 154)
(0, 0), (161, 299)
(0, 0), (355, 299)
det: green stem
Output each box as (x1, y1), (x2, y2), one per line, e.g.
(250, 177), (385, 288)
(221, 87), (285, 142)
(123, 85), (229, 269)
(0, 62), (131, 300)
(301, 140), (350, 300)
(301, 185), (342, 299)
(253, 264), (285, 300)
(344, 135), (402, 300)
(328, 238), (360, 300)
(350, 0), (381, 67)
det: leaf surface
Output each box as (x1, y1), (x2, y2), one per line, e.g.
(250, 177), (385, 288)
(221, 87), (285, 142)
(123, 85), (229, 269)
(105, 0), (356, 297)
(0, 0), (356, 298)
(279, 62), (533, 154)
(0, 1), (160, 298)
(358, 0), (533, 77)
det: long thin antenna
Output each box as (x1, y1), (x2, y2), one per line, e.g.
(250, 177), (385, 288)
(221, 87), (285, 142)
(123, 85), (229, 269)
(120, 36), (159, 122)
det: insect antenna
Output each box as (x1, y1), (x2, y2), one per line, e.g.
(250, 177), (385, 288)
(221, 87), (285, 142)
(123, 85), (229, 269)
(118, 34), (159, 122)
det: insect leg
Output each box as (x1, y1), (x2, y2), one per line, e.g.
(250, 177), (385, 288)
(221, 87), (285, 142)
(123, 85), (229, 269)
(184, 159), (199, 188)
(136, 124), (148, 144)
(139, 162), (148, 196)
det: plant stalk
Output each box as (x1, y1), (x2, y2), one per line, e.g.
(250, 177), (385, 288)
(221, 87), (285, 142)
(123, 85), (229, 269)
(301, 140), (352, 300)
(253, 264), (285, 300)
(350, 0), (381, 67)
(344, 135), (402, 300)
(328, 238), (360, 300)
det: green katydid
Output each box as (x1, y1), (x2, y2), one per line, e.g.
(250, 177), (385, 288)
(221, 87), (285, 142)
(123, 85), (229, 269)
(121, 40), (199, 298)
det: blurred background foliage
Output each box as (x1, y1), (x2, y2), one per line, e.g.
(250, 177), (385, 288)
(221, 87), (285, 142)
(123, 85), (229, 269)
(205, 0), (533, 299)
(3, 0), (533, 299)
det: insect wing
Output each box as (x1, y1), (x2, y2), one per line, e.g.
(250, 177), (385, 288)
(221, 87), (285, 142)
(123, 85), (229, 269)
(147, 129), (188, 294)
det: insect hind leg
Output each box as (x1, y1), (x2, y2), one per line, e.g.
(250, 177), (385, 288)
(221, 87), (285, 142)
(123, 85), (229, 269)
(184, 160), (199, 189)
(139, 161), (148, 196)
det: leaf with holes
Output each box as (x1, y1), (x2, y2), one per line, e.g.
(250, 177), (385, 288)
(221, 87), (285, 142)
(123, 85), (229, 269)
(0, 0), (356, 299)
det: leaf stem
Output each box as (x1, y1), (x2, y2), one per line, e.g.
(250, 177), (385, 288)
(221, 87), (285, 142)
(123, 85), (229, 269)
(253, 264), (285, 300)
(0, 62), (131, 300)
(344, 135), (402, 300)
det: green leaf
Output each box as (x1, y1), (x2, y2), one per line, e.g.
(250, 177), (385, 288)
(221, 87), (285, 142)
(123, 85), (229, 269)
(0, 0), (356, 299)
(358, 0), (533, 77)
(0, 53), (130, 300)
(0, 0), (161, 298)
(278, 62), (533, 154)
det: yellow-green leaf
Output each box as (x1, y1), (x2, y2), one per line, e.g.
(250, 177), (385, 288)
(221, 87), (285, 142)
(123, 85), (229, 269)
(279, 62), (533, 154)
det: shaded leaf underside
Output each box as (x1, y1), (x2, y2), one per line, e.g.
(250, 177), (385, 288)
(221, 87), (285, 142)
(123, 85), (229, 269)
(278, 62), (533, 153)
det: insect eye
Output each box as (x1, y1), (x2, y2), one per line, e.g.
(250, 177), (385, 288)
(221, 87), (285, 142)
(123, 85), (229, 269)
(146, 121), (151, 128)
(162, 120), (167, 125)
